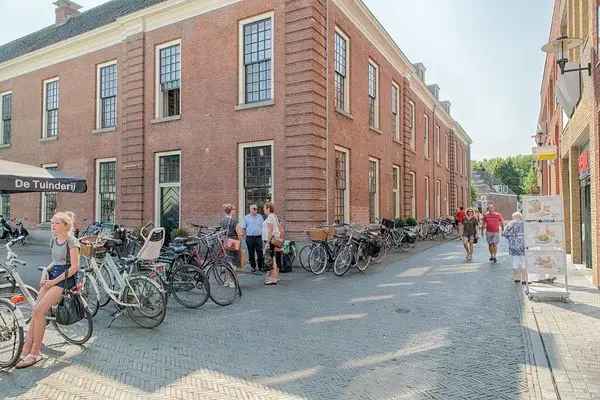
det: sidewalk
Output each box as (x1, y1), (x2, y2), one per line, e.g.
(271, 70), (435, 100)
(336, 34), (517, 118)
(521, 259), (600, 400)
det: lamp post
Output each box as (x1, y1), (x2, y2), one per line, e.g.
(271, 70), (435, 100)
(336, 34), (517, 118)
(534, 128), (548, 147)
(542, 36), (591, 76)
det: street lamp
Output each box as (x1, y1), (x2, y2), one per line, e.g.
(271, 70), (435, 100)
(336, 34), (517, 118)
(542, 36), (591, 76)
(533, 128), (547, 147)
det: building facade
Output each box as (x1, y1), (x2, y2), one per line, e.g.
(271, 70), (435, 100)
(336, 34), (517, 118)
(538, 0), (599, 285)
(0, 0), (472, 239)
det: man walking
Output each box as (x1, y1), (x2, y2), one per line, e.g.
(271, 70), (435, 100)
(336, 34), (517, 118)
(240, 204), (264, 273)
(482, 203), (504, 263)
(455, 206), (466, 239)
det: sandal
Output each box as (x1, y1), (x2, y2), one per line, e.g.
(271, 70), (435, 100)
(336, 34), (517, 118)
(264, 279), (278, 285)
(15, 353), (43, 369)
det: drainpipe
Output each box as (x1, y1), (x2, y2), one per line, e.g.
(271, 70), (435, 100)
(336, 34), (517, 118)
(325, 0), (330, 225)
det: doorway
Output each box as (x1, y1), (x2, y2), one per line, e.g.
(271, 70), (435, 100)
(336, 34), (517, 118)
(580, 177), (592, 269)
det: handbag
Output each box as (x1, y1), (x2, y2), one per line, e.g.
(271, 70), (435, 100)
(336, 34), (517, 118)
(54, 293), (86, 325)
(224, 238), (241, 251)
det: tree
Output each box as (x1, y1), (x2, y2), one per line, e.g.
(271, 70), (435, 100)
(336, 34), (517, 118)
(473, 154), (537, 196)
(523, 167), (539, 194)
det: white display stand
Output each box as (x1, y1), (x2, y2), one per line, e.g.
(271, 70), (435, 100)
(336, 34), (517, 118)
(522, 195), (569, 302)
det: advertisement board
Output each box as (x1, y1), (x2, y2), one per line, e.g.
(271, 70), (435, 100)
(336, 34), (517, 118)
(524, 221), (564, 249)
(522, 195), (562, 221)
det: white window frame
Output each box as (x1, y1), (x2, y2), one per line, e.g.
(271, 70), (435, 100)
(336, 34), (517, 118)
(368, 59), (380, 129)
(435, 124), (440, 163)
(95, 158), (117, 224)
(424, 176), (430, 219)
(334, 145), (351, 224)
(0, 194), (9, 218)
(435, 180), (441, 218)
(96, 60), (118, 130)
(368, 157), (380, 221)
(154, 150), (182, 228)
(238, 140), (275, 214)
(408, 100), (416, 150)
(392, 165), (401, 218)
(42, 77), (59, 138)
(424, 114), (430, 159)
(409, 171), (416, 218)
(155, 39), (182, 119)
(334, 26), (350, 113)
(391, 81), (400, 141)
(0, 91), (12, 146)
(238, 11), (275, 106)
(41, 163), (58, 223)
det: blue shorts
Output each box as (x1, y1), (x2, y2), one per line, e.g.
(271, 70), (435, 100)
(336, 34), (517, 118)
(48, 265), (76, 290)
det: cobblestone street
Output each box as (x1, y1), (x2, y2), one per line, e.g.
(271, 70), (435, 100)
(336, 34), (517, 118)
(1, 240), (531, 400)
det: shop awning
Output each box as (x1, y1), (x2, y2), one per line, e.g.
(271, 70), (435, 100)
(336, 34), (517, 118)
(0, 159), (87, 194)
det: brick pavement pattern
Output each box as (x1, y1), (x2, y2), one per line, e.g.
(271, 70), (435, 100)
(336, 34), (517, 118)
(1, 241), (530, 400)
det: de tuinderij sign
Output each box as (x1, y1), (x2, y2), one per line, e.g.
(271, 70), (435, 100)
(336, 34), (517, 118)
(0, 176), (87, 193)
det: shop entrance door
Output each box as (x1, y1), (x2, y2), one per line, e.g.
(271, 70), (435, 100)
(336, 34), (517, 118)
(580, 178), (592, 269)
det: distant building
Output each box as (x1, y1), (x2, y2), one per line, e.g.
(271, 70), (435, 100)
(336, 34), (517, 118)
(471, 170), (517, 219)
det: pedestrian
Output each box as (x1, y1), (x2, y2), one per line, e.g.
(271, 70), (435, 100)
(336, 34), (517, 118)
(221, 204), (242, 271)
(240, 204), (265, 273)
(476, 207), (484, 236)
(462, 208), (479, 262)
(263, 202), (283, 285)
(502, 211), (526, 283)
(455, 206), (466, 239)
(482, 203), (504, 264)
(16, 211), (80, 369)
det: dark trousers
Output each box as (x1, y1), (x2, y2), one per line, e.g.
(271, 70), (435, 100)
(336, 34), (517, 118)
(246, 236), (264, 271)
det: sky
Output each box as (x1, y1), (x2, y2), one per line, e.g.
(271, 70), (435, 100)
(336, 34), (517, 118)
(0, 0), (553, 160)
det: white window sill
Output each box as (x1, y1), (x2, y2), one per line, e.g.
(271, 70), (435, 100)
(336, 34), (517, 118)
(335, 108), (353, 120)
(369, 127), (383, 135)
(151, 115), (182, 124)
(0, 143), (10, 149)
(235, 99), (274, 111)
(92, 127), (117, 135)
(40, 136), (58, 143)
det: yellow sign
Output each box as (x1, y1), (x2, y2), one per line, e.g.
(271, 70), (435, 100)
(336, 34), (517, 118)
(532, 145), (557, 161)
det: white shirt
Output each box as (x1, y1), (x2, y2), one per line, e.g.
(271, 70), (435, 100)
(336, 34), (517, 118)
(262, 214), (280, 242)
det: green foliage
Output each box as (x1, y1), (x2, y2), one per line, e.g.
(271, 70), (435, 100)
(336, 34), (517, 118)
(171, 228), (189, 239)
(405, 217), (417, 226)
(470, 183), (477, 205)
(394, 218), (405, 227)
(473, 154), (537, 196)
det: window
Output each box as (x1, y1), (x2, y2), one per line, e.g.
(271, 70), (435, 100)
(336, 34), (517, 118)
(391, 82), (400, 141)
(392, 165), (401, 218)
(368, 60), (379, 129)
(435, 125), (440, 163)
(42, 78), (59, 138)
(239, 141), (273, 214)
(409, 171), (416, 218)
(335, 147), (350, 223)
(424, 176), (430, 219)
(424, 114), (430, 159)
(408, 101), (415, 150)
(97, 61), (118, 129)
(334, 28), (350, 112)
(96, 159), (117, 224)
(0, 194), (10, 218)
(239, 13), (273, 105)
(41, 164), (57, 223)
(155, 151), (181, 233)
(1, 92), (11, 145)
(435, 180), (441, 218)
(368, 158), (380, 222)
(155, 40), (181, 119)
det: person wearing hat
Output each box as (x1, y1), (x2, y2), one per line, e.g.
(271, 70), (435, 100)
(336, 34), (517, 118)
(462, 208), (479, 262)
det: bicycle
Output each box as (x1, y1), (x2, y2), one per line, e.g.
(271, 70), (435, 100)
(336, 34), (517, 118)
(333, 226), (373, 276)
(306, 225), (348, 275)
(79, 230), (167, 329)
(0, 237), (93, 368)
(0, 297), (23, 369)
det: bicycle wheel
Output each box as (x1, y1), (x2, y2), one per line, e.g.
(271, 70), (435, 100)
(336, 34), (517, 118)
(333, 245), (353, 276)
(123, 275), (167, 329)
(3, 285), (38, 324)
(96, 263), (114, 307)
(170, 263), (210, 309)
(0, 299), (23, 369)
(81, 273), (100, 317)
(308, 244), (328, 275)
(52, 297), (94, 345)
(298, 244), (313, 272)
(207, 261), (239, 306)
(356, 244), (371, 272)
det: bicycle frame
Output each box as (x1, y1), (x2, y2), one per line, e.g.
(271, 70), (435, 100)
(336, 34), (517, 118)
(85, 255), (143, 309)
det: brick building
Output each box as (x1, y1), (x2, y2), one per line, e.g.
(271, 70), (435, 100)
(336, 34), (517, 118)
(537, 0), (599, 285)
(0, 0), (472, 239)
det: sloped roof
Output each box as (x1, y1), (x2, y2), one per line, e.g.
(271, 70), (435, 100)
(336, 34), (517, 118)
(0, 0), (165, 64)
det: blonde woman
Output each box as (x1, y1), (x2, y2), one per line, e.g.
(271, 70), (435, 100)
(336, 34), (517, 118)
(16, 211), (80, 369)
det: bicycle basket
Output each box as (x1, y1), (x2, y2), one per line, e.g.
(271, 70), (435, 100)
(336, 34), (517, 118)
(381, 218), (394, 229)
(366, 239), (381, 257)
(79, 236), (107, 258)
(306, 227), (334, 241)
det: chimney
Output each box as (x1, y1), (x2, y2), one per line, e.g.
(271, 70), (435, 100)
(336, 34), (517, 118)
(54, 0), (82, 25)
(413, 62), (426, 82)
(427, 84), (440, 100)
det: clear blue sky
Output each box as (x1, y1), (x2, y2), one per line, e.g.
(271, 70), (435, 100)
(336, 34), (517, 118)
(0, 0), (553, 160)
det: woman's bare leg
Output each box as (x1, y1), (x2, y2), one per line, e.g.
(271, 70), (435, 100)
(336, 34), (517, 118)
(29, 286), (63, 356)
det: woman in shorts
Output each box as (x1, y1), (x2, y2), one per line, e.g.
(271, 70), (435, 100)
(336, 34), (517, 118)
(462, 208), (479, 262)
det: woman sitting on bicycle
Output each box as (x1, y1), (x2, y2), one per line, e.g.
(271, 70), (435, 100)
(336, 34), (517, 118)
(16, 211), (80, 369)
